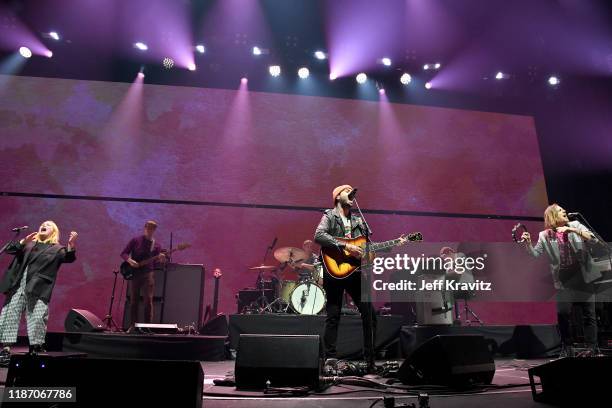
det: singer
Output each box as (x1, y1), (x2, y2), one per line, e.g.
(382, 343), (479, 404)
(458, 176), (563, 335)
(521, 204), (600, 355)
(0, 221), (78, 365)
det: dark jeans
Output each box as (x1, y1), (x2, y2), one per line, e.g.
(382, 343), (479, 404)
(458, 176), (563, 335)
(557, 264), (597, 346)
(557, 290), (597, 346)
(129, 271), (155, 325)
(323, 271), (377, 359)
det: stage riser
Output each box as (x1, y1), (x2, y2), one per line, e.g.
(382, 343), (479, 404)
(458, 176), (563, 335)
(229, 314), (403, 359)
(400, 324), (560, 358)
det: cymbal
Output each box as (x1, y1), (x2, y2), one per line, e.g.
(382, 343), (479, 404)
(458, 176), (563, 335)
(248, 265), (277, 271)
(274, 247), (307, 263)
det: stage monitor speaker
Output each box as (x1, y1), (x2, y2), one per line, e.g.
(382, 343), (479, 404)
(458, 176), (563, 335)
(235, 334), (321, 390)
(528, 356), (612, 405)
(398, 335), (495, 386)
(64, 308), (105, 332)
(200, 314), (229, 336)
(5, 353), (203, 408)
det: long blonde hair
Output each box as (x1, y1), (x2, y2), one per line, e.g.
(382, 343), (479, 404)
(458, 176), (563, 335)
(544, 204), (564, 230)
(36, 220), (60, 244)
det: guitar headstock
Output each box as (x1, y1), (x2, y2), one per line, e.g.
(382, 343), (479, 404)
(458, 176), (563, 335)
(213, 268), (222, 278)
(399, 232), (423, 243)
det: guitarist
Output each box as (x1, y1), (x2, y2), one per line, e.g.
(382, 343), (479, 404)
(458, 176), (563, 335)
(315, 185), (405, 367)
(120, 220), (167, 327)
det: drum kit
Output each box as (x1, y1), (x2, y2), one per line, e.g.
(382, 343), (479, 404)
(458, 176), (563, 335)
(242, 245), (326, 315)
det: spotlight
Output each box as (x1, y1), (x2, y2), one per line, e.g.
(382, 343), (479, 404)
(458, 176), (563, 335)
(196, 44), (205, 54)
(269, 65), (281, 77)
(187, 63), (196, 71)
(495, 71), (505, 80)
(356, 73), (367, 84)
(134, 42), (148, 51)
(241, 77), (248, 84)
(298, 67), (310, 79)
(252, 46), (262, 56)
(548, 76), (560, 86)
(434, 63), (441, 69)
(425, 82), (432, 89)
(423, 64), (431, 70)
(329, 73), (337, 81)
(379, 88), (385, 95)
(162, 57), (174, 69)
(381, 57), (392, 66)
(423, 63), (441, 71)
(19, 46), (32, 58)
(137, 72), (145, 79)
(400, 73), (412, 85)
(45, 50), (53, 58)
(314, 50), (327, 60)
(49, 31), (60, 41)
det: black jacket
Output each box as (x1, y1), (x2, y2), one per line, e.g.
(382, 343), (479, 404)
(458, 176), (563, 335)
(0, 241), (76, 303)
(314, 207), (367, 250)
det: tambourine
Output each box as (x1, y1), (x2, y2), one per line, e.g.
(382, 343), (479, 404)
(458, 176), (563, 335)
(512, 223), (528, 243)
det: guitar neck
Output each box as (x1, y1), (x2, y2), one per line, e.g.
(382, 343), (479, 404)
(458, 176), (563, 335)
(370, 238), (403, 252)
(139, 247), (179, 267)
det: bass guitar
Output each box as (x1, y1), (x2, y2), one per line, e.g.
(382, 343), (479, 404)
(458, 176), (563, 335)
(120, 243), (191, 280)
(321, 232), (423, 279)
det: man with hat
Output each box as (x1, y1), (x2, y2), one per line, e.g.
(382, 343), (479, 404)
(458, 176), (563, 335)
(315, 185), (404, 368)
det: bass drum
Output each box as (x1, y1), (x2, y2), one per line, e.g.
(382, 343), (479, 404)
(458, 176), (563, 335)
(290, 282), (326, 315)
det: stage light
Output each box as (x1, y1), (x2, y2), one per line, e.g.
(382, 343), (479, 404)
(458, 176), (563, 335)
(49, 31), (60, 41)
(381, 57), (392, 66)
(423, 64), (430, 70)
(379, 88), (385, 95)
(548, 76), (560, 86)
(423, 63), (441, 71)
(314, 50), (327, 60)
(137, 72), (145, 79)
(434, 63), (441, 69)
(400, 73), (412, 85)
(241, 77), (248, 84)
(45, 50), (53, 58)
(425, 82), (432, 89)
(187, 63), (196, 71)
(269, 65), (281, 77)
(162, 57), (174, 69)
(298, 67), (310, 79)
(356, 73), (367, 84)
(196, 44), (205, 54)
(495, 71), (505, 80)
(252, 46), (262, 56)
(329, 73), (337, 81)
(19, 46), (32, 58)
(134, 42), (148, 51)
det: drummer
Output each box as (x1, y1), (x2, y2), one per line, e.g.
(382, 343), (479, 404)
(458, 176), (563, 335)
(292, 240), (320, 282)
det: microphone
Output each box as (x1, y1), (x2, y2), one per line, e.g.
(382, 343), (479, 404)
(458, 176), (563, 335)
(348, 188), (358, 200)
(270, 237), (277, 249)
(567, 212), (580, 219)
(11, 226), (29, 232)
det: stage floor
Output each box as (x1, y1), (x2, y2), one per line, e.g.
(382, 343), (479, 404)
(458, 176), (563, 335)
(0, 355), (558, 407)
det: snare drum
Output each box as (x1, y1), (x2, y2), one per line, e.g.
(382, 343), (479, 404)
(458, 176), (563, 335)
(280, 280), (297, 303)
(290, 282), (326, 315)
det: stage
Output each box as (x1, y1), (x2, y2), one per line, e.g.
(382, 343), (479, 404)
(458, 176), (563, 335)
(0, 356), (570, 407)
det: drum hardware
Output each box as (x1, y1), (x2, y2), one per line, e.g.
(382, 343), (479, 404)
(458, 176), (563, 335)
(289, 281), (326, 315)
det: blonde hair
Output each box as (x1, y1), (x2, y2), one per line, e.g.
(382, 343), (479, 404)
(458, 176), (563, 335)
(36, 220), (60, 244)
(544, 203), (563, 230)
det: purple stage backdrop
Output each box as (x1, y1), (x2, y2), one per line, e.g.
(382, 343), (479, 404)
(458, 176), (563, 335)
(0, 75), (551, 330)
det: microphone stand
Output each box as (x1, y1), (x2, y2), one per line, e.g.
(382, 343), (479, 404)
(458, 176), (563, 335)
(0, 230), (22, 256)
(573, 213), (612, 274)
(353, 198), (376, 370)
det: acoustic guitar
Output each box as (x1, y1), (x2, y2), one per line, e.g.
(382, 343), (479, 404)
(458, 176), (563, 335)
(321, 232), (423, 279)
(119, 243), (191, 280)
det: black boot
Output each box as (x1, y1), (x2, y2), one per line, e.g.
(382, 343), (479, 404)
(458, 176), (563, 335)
(28, 344), (46, 355)
(0, 346), (11, 367)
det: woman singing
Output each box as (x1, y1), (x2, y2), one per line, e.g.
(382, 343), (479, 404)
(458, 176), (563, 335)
(0, 221), (78, 365)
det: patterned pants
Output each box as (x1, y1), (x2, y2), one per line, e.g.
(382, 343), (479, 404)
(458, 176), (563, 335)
(0, 268), (49, 346)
